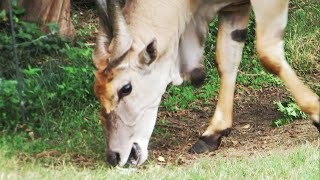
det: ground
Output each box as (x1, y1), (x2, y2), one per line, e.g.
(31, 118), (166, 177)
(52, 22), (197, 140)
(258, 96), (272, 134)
(150, 87), (319, 165)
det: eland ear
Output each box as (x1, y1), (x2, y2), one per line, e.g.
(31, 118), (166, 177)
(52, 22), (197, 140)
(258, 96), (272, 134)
(139, 39), (158, 65)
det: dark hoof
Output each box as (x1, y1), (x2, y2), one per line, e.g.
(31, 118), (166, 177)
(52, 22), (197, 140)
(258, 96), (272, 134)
(313, 122), (320, 133)
(190, 68), (205, 87)
(189, 137), (221, 154)
(189, 128), (231, 154)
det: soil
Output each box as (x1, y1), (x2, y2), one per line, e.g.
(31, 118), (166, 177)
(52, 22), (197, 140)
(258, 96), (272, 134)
(150, 87), (320, 165)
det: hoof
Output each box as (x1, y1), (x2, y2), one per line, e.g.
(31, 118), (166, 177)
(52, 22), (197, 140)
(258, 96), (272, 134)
(190, 68), (205, 87)
(313, 122), (320, 133)
(189, 128), (231, 154)
(189, 136), (221, 154)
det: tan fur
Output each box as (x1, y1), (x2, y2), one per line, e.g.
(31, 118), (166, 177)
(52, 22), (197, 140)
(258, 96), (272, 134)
(94, 70), (116, 113)
(259, 56), (281, 75)
(205, 3), (250, 135)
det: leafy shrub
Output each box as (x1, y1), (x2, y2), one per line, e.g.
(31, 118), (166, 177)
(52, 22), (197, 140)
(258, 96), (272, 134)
(0, 4), (96, 132)
(0, 79), (20, 127)
(0, 4), (66, 78)
(272, 99), (307, 127)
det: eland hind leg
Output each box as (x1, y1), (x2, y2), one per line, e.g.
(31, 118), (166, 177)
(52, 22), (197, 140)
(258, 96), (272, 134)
(189, 4), (251, 153)
(179, 18), (206, 87)
(251, 0), (320, 131)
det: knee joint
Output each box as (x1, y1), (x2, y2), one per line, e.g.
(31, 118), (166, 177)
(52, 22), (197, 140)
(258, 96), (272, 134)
(257, 45), (282, 75)
(259, 55), (281, 75)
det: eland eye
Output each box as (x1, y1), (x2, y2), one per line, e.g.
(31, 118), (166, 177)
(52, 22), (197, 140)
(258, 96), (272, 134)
(118, 83), (132, 99)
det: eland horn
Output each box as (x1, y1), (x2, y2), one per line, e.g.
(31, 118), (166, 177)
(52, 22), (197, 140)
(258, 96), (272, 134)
(94, 0), (132, 64)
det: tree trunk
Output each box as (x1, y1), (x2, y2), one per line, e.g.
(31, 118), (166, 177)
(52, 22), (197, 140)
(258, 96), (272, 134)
(1, 0), (74, 36)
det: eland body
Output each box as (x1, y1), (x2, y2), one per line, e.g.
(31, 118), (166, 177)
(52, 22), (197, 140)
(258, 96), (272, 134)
(93, 0), (320, 166)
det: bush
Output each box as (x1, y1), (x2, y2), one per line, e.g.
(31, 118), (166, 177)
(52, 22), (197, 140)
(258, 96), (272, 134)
(0, 6), (96, 132)
(272, 99), (308, 127)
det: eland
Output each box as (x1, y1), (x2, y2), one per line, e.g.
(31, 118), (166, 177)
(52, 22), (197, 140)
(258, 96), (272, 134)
(93, 0), (320, 166)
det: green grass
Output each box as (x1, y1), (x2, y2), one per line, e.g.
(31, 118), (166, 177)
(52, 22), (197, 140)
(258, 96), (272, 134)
(0, 144), (319, 179)
(285, 0), (320, 74)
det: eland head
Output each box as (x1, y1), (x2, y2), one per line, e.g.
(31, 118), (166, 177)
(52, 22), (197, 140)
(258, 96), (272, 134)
(93, 0), (184, 166)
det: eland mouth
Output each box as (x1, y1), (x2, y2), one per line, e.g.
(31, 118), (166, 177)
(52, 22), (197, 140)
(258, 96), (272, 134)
(127, 143), (142, 166)
(107, 143), (142, 167)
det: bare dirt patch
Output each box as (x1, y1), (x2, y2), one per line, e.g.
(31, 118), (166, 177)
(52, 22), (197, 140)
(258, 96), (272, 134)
(150, 87), (319, 165)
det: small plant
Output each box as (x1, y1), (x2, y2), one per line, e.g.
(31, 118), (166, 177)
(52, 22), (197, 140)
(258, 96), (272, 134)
(272, 99), (307, 127)
(0, 79), (20, 127)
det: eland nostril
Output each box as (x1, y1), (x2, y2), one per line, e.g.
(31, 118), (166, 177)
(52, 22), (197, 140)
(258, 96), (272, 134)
(107, 151), (120, 167)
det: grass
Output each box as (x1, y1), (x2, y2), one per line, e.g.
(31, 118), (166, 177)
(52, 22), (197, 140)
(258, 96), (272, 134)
(0, 143), (319, 179)
(285, 0), (320, 74)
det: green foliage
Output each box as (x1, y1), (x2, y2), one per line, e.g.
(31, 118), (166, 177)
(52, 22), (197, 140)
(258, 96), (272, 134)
(0, 80), (19, 125)
(0, 4), (96, 134)
(0, 61), (95, 130)
(161, 69), (220, 112)
(272, 99), (308, 127)
(0, 9), (7, 21)
(4, 4), (64, 47)
(0, 1), (104, 159)
(0, 11), (65, 78)
(285, 0), (320, 73)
